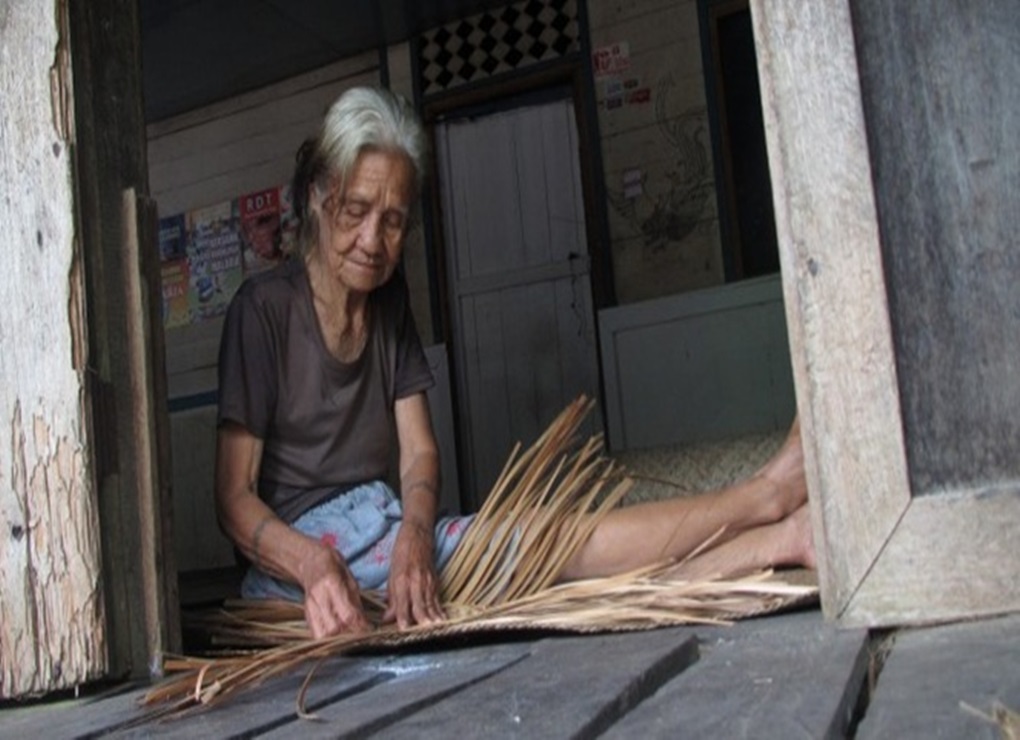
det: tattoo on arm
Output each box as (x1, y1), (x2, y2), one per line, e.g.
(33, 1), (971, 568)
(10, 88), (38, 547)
(403, 479), (437, 498)
(251, 515), (273, 570)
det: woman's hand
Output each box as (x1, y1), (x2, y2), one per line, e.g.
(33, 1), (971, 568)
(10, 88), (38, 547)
(299, 545), (372, 639)
(217, 423), (369, 639)
(383, 521), (445, 629)
(389, 393), (445, 629)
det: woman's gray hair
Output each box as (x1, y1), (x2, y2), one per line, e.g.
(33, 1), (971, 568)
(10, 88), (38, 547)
(291, 86), (426, 255)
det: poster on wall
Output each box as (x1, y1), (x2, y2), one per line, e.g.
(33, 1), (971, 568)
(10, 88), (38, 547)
(158, 214), (190, 328)
(160, 260), (190, 329)
(279, 183), (299, 256)
(186, 200), (243, 324)
(158, 181), (297, 329)
(158, 213), (187, 261)
(240, 186), (285, 275)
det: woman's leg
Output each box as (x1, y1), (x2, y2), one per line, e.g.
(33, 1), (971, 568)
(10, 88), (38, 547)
(667, 503), (816, 580)
(559, 419), (810, 580)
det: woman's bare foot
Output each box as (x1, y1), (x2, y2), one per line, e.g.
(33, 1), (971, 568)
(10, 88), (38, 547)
(780, 503), (817, 571)
(754, 417), (808, 519)
(668, 502), (817, 581)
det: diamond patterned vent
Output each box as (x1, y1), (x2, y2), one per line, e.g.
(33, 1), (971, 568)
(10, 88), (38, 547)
(420, 0), (579, 96)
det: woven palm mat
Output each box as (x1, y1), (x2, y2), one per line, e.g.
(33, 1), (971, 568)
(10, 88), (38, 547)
(616, 430), (786, 505)
(183, 568), (819, 653)
(149, 570), (817, 724)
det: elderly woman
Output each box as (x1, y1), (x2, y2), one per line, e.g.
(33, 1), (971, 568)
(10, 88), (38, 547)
(215, 86), (814, 640)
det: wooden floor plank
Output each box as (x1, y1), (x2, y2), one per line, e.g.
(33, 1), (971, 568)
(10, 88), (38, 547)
(603, 610), (869, 739)
(10, 610), (1016, 739)
(0, 657), (380, 739)
(260, 642), (533, 739)
(112, 656), (385, 739)
(358, 627), (701, 739)
(858, 613), (1020, 739)
(0, 682), (154, 739)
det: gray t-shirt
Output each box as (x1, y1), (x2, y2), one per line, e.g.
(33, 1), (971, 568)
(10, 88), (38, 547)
(217, 258), (434, 522)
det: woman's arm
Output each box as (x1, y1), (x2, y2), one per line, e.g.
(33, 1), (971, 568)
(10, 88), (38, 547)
(215, 421), (370, 638)
(384, 392), (445, 629)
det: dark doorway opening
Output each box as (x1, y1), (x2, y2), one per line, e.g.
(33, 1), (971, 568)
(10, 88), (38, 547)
(700, 0), (779, 281)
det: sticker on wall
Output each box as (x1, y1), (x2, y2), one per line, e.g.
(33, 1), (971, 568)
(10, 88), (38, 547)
(592, 41), (631, 78)
(158, 181), (298, 329)
(627, 88), (651, 105)
(602, 74), (651, 110)
(604, 77), (624, 109)
(623, 77), (651, 105)
(623, 169), (643, 200)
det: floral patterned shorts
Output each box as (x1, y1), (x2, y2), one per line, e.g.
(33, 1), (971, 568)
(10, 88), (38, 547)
(240, 480), (474, 601)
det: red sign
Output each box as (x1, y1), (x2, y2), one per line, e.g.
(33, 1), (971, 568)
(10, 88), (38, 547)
(592, 42), (630, 78)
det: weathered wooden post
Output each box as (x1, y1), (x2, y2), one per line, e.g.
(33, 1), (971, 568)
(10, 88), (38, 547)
(0, 1), (106, 697)
(0, 0), (179, 698)
(752, 0), (1019, 626)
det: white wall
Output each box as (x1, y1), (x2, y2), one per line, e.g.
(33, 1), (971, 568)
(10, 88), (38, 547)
(588, 0), (725, 303)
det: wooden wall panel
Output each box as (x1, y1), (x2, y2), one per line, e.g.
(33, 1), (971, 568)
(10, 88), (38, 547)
(147, 56), (379, 216)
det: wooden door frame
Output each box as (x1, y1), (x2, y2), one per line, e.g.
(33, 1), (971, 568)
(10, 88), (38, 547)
(421, 63), (612, 510)
(71, 0), (180, 678)
(699, 0), (750, 279)
(751, 0), (1019, 627)
(698, 0), (779, 282)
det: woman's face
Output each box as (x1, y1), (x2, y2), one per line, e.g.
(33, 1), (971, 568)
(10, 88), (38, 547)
(310, 149), (414, 295)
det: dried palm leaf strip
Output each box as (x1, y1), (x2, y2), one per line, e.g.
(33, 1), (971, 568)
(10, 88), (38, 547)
(439, 400), (585, 602)
(442, 398), (629, 607)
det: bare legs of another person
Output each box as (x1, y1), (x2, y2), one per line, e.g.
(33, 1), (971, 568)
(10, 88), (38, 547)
(559, 419), (816, 582)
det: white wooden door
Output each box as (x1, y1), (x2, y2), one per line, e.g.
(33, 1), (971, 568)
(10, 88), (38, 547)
(436, 97), (601, 504)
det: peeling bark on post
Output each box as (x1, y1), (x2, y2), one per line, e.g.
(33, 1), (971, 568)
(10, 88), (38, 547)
(0, 1), (106, 698)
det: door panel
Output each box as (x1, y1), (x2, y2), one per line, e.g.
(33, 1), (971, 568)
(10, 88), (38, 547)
(437, 97), (601, 503)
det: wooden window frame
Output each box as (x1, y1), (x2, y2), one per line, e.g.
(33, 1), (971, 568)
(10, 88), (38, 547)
(750, 0), (1019, 627)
